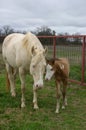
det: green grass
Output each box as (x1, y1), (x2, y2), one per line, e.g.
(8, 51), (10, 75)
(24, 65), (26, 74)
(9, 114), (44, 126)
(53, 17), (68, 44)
(70, 65), (82, 80)
(0, 72), (86, 130)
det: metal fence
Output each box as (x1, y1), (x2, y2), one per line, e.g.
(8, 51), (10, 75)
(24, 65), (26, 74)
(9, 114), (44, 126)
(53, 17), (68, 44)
(38, 35), (86, 86)
(0, 35), (86, 86)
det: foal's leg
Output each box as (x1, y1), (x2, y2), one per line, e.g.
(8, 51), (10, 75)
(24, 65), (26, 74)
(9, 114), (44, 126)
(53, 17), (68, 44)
(55, 81), (61, 113)
(19, 68), (26, 108)
(62, 80), (68, 109)
(33, 86), (39, 109)
(6, 64), (16, 97)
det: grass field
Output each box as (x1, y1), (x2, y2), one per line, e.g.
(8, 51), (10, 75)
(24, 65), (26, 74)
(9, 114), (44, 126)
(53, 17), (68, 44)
(0, 43), (86, 130)
(0, 72), (86, 130)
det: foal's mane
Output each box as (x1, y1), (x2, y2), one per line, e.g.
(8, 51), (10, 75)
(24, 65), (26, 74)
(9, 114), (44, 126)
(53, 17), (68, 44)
(47, 58), (61, 64)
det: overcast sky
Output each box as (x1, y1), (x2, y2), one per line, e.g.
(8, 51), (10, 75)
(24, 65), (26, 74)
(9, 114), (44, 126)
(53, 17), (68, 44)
(0, 0), (86, 34)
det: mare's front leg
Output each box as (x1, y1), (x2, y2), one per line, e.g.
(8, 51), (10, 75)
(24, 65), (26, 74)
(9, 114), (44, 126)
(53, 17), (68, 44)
(33, 86), (39, 109)
(55, 81), (61, 113)
(19, 68), (26, 108)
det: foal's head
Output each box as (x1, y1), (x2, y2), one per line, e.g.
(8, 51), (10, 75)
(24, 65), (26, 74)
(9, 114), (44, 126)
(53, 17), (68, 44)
(45, 58), (56, 80)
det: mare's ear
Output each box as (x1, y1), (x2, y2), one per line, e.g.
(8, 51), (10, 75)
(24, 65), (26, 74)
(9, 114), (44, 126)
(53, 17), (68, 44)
(22, 34), (29, 47)
(31, 46), (37, 56)
(43, 46), (48, 56)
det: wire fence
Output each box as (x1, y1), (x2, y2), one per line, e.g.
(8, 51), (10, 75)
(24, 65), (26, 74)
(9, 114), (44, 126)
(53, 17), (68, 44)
(38, 35), (86, 86)
(0, 35), (86, 86)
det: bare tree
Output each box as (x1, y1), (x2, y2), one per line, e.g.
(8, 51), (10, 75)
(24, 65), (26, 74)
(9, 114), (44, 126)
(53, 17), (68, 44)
(34, 26), (56, 36)
(2, 25), (14, 35)
(0, 28), (3, 36)
(33, 26), (56, 45)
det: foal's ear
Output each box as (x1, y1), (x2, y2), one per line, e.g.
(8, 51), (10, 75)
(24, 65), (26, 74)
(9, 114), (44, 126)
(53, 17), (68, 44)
(46, 58), (55, 65)
(51, 59), (55, 65)
(46, 58), (49, 63)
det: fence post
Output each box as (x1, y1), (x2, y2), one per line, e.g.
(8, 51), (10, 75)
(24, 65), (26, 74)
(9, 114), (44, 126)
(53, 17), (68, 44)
(81, 36), (85, 85)
(53, 36), (56, 58)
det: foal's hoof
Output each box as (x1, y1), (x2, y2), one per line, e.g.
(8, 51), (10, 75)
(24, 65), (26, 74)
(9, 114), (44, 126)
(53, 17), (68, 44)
(62, 106), (65, 109)
(55, 109), (59, 114)
(21, 103), (26, 108)
(34, 106), (39, 110)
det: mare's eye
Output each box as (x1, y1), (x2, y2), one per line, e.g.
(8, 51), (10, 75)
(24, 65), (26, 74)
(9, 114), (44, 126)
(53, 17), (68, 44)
(33, 65), (35, 68)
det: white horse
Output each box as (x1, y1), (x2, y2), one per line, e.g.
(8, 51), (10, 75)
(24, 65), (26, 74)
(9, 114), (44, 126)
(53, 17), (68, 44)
(2, 32), (47, 109)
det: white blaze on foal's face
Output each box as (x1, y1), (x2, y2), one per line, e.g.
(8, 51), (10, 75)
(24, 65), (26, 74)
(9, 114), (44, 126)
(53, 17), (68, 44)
(45, 64), (55, 80)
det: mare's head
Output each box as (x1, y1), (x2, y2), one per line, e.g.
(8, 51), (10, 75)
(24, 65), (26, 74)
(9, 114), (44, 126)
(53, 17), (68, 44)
(30, 47), (47, 89)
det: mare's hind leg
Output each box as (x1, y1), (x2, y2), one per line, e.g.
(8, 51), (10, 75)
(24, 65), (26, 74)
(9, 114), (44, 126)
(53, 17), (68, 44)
(6, 63), (16, 97)
(62, 80), (68, 109)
